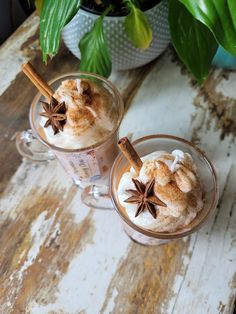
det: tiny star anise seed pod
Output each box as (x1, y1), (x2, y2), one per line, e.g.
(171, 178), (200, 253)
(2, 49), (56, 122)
(124, 178), (166, 219)
(40, 97), (67, 135)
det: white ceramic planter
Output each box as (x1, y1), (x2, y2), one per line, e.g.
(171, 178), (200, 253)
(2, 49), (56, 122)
(62, 0), (170, 71)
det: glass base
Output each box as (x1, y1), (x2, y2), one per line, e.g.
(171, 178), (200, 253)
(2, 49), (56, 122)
(72, 177), (113, 209)
(123, 222), (171, 246)
(80, 184), (113, 209)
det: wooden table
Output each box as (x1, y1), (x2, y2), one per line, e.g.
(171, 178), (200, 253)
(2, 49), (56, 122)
(0, 15), (236, 314)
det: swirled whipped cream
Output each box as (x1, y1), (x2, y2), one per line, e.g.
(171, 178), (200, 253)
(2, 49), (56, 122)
(118, 150), (203, 232)
(40, 79), (115, 149)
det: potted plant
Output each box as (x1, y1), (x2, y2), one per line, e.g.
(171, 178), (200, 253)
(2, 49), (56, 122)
(37, 0), (170, 77)
(61, 0), (170, 75)
(36, 0), (236, 83)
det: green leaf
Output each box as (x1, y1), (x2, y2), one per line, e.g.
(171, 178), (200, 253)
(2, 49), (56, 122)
(40, 0), (81, 62)
(169, 0), (218, 83)
(79, 14), (112, 77)
(180, 0), (236, 55)
(35, 0), (43, 14)
(124, 0), (152, 49)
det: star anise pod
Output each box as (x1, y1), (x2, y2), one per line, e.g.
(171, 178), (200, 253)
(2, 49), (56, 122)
(40, 97), (67, 135)
(124, 178), (166, 219)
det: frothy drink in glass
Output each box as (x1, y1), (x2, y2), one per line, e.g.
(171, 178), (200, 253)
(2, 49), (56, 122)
(110, 135), (218, 245)
(17, 72), (124, 208)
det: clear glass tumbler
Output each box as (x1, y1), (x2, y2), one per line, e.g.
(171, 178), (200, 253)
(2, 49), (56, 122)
(110, 135), (219, 245)
(16, 72), (124, 209)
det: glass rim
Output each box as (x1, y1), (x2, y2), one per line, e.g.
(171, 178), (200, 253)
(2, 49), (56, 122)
(110, 134), (219, 239)
(29, 71), (124, 153)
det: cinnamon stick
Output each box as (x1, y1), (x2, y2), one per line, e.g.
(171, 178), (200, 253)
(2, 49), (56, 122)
(22, 62), (54, 100)
(118, 137), (143, 174)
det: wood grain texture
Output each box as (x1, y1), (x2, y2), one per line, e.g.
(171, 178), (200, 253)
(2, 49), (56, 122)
(0, 14), (236, 314)
(100, 238), (190, 313)
(0, 23), (77, 195)
(0, 161), (94, 313)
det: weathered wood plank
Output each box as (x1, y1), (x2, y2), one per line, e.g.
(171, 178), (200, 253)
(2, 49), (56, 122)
(0, 15), (39, 95)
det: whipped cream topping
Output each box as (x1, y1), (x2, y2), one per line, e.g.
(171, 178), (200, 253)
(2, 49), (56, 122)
(118, 150), (203, 232)
(40, 79), (115, 149)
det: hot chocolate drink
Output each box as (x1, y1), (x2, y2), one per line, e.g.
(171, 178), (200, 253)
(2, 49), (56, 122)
(40, 78), (116, 149)
(20, 65), (124, 208)
(37, 77), (120, 185)
(110, 135), (217, 245)
(117, 149), (203, 232)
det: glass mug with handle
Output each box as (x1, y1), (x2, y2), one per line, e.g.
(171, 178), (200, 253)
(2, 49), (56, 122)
(16, 72), (124, 209)
(110, 135), (219, 245)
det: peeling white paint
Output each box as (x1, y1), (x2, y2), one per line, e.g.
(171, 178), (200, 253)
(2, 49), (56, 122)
(166, 92), (236, 314)
(45, 222), (61, 248)
(215, 71), (236, 99)
(0, 160), (71, 220)
(28, 212), (130, 314)
(103, 287), (119, 314)
(119, 53), (198, 141)
(0, 15), (39, 95)
(110, 69), (137, 94)
(17, 207), (59, 281)
(68, 191), (91, 225)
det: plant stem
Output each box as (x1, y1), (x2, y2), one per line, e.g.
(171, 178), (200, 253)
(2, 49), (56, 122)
(101, 4), (113, 18)
(123, 0), (139, 9)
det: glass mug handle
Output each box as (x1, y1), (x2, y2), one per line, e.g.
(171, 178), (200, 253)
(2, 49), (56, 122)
(15, 129), (55, 161)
